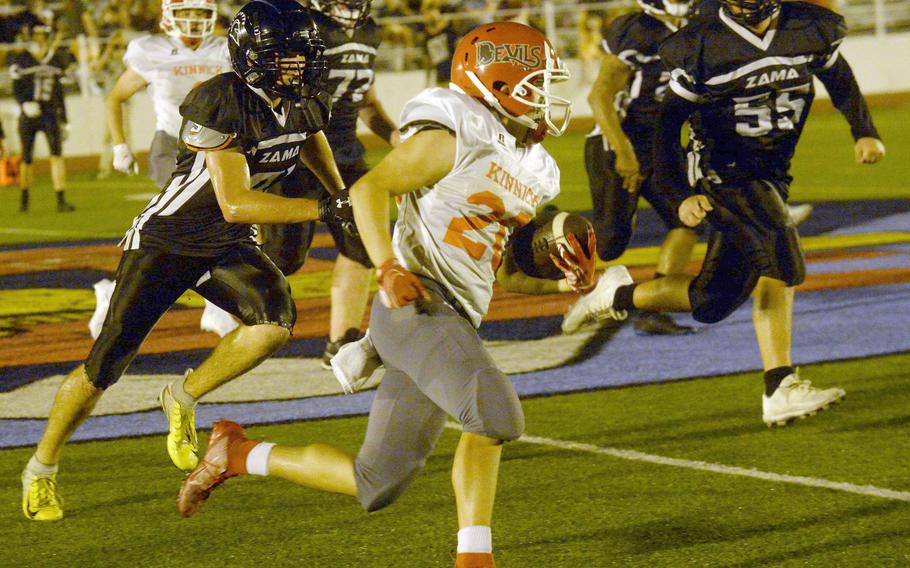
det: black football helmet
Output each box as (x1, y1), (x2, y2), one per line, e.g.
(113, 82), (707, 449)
(228, 0), (328, 101)
(637, 0), (694, 18)
(311, 0), (371, 29)
(718, 0), (781, 26)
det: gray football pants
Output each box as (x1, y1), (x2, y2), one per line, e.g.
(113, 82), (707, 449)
(148, 130), (180, 189)
(353, 279), (525, 512)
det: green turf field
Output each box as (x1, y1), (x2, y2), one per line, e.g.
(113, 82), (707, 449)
(2, 354), (909, 567)
(1, 105), (908, 246)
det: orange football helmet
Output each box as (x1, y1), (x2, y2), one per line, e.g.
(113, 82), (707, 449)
(451, 22), (571, 138)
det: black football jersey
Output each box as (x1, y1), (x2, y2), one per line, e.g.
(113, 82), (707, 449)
(316, 12), (383, 165)
(122, 72), (331, 256)
(593, 11), (681, 166)
(9, 48), (73, 120)
(661, 2), (845, 182)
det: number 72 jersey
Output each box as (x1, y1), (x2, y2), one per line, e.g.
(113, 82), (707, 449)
(660, 2), (847, 183)
(393, 88), (561, 327)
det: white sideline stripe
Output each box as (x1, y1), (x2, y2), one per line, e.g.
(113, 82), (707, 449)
(445, 424), (910, 503)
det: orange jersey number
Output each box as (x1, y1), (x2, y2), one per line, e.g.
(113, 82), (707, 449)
(443, 191), (530, 271)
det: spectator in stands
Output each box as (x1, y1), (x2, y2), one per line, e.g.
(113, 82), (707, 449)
(57, 0), (100, 40)
(94, 0), (133, 37)
(422, 0), (457, 85)
(377, 0), (418, 70)
(577, 9), (603, 84)
(129, 0), (163, 32)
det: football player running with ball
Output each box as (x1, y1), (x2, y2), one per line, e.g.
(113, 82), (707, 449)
(563, 0), (885, 425)
(21, 0), (356, 521)
(178, 22), (584, 568)
(91, 0), (237, 342)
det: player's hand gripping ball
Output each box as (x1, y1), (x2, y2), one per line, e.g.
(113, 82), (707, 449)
(511, 211), (596, 284)
(550, 229), (597, 293)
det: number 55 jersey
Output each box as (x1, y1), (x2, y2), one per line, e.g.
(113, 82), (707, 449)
(661, 2), (867, 184)
(393, 87), (560, 327)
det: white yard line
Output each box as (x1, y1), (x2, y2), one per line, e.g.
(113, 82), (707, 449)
(445, 424), (910, 503)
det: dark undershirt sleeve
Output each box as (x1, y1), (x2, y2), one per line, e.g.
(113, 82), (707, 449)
(816, 56), (880, 141)
(652, 90), (699, 213)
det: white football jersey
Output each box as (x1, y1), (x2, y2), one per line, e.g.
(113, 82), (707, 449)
(123, 35), (230, 138)
(393, 88), (561, 327)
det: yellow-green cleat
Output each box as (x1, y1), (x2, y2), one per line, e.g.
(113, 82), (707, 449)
(160, 382), (199, 471)
(22, 470), (63, 521)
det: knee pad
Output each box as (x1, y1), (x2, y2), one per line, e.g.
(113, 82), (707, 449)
(83, 322), (137, 390)
(460, 368), (525, 442)
(689, 277), (755, 324)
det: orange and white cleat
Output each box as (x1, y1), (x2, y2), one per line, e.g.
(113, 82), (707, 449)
(176, 420), (249, 517)
(455, 553), (496, 568)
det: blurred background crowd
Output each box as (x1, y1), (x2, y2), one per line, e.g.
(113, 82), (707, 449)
(0, 0), (906, 97)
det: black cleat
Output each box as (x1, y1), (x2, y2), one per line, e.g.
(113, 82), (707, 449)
(634, 313), (695, 336)
(57, 201), (76, 213)
(321, 327), (363, 369)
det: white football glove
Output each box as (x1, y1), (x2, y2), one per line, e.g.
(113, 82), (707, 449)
(330, 330), (383, 394)
(22, 101), (41, 118)
(112, 143), (138, 175)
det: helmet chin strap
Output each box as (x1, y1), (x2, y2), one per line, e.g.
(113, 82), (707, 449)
(464, 70), (540, 131)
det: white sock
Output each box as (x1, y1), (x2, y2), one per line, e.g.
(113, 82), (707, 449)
(457, 525), (492, 554)
(245, 442), (275, 476)
(27, 454), (58, 477)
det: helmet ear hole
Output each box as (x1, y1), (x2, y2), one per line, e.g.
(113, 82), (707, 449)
(492, 81), (509, 95)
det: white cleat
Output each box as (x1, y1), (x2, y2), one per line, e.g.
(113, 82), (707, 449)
(199, 300), (240, 337)
(89, 278), (116, 339)
(762, 373), (845, 427)
(562, 266), (633, 335)
(331, 330), (383, 394)
(787, 203), (813, 226)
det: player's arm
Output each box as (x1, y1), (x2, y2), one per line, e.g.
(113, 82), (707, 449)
(349, 128), (455, 307)
(653, 90), (711, 228)
(351, 128), (454, 265)
(299, 130), (345, 194)
(11, 62), (42, 119)
(815, 56), (885, 164)
(206, 146), (322, 224)
(105, 67), (147, 147)
(358, 84), (400, 146)
(587, 53), (640, 191)
(9, 61), (31, 105)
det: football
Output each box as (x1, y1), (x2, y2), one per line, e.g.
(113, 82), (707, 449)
(510, 211), (594, 279)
